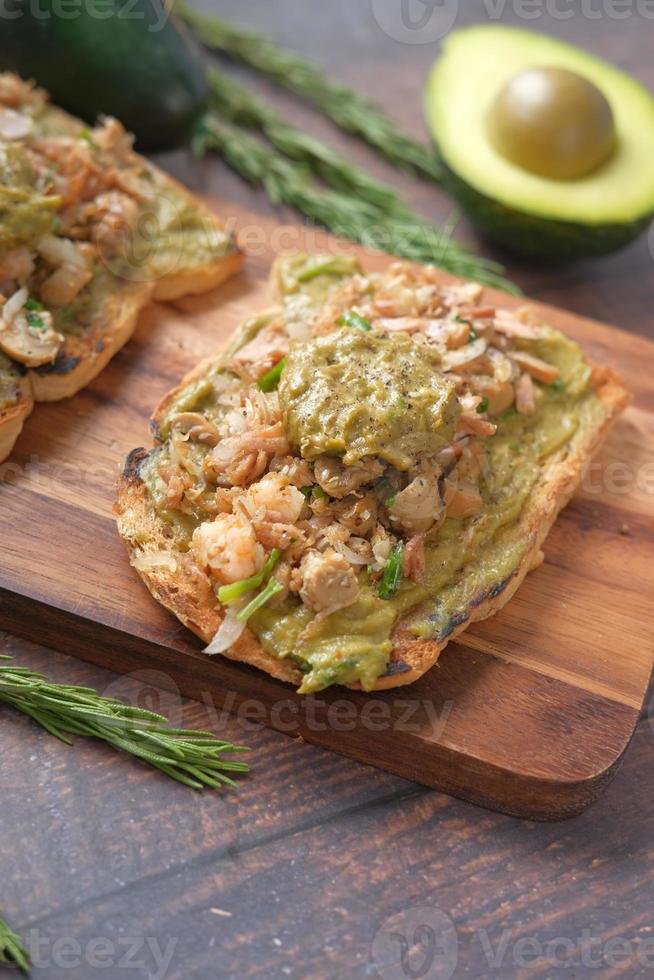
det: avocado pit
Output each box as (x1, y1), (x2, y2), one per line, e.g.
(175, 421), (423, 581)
(487, 65), (616, 180)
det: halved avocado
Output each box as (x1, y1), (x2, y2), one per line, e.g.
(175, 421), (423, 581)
(425, 26), (654, 260)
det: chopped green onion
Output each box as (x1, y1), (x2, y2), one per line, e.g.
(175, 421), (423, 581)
(476, 396), (489, 414)
(24, 297), (44, 311)
(78, 126), (96, 145)
(51, 215), (62, 234)
(237, 576), (284, 621)
(502, 405), (518, 419)
(379, 543), (404, 600)
(217, 549), (281, 604)
(551, 378), (565, 392)
(257, 357), (287, 392)
(337, 309), (372, 331)
(454, 314), (472, 325)
(468, 327), (479, 342)
(296, 256), (357, 282)
(26, 312), (46, 330)
(385, 492), (398, 508)
(299, 484), (328, 499)
(59, 305), (75, 323)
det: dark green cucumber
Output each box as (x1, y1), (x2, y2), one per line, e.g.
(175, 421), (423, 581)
(0, 0), (208, 150)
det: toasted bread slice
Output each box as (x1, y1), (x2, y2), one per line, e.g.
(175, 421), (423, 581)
(0, 353), (34, 462)
(115, 307), (630, 693)
(0, 74), (242, 455)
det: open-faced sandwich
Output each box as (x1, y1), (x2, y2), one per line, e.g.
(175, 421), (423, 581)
(116, 253), (629, 693)
(0, 72), (241, 461)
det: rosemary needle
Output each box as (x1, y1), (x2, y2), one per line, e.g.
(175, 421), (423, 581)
(0, 656), (250, 790)
(177, 0), (442, 182)
(0, 913), (30, 974)
(207, 67), (405, 213)
(194, 116), (518, 292)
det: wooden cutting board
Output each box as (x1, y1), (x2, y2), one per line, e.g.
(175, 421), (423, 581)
(1, 201), (653, 820)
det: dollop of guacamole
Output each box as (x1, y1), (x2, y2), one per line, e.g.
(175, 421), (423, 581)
(278, 327), (460, 470)
(0, 143), (60, 258)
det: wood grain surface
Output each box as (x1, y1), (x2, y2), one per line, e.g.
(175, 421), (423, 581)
(2, 2), (654, 977)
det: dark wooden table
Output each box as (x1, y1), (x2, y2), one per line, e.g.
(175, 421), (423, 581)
(3, 3), (654, 977)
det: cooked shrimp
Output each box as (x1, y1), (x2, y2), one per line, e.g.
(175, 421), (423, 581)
(494, 309), (542, 340)
(205, 423), (291, 485)
(456, 414), (498, 437)
(512, 351), (559, 384)
(253, 520), (308, 556)
(232, 325), (289, 372)
(245, 472), (306, 524)
(470, 376), (514, 415)
(268, 455), (314, 488)
(298, 549), (359, 614)
(387, 476), (443, 535)
(515, 372), (537, 415)
(191, 513), (264, 585)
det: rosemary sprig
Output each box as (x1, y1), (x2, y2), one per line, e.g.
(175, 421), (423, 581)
(194, 117), (517, 292)
(0, 656), (250, 790)
(207, 67), (404, 212)
(0, 913), (30, 974)
(177, 0), (442, 182)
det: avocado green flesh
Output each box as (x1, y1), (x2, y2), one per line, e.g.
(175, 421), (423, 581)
(426, 25), (654, 258)
(141, 255), (605, 692)
(279, 329), (459, 469)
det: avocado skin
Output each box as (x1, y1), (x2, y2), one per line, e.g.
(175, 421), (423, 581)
(440, 158), (652, 261)
(0, 0), (208, 151)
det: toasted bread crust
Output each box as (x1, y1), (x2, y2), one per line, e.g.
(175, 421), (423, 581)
(0, 374), (34, 462)
(115, 355), (630, 692)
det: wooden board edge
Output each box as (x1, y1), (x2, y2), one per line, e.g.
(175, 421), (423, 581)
(0, 586), (641, 822)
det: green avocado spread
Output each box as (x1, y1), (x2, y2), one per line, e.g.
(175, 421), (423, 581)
(0, 144), (60, 259)
(143, 255), (607, 693)
(279, 328), (460, 469)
